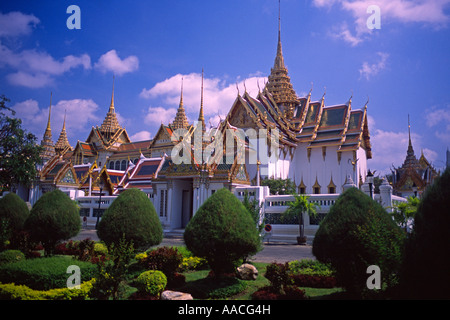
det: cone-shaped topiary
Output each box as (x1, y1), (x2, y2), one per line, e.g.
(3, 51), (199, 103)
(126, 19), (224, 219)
(184, 188), (261, 276)
(0, 193), (29, 245)
(24, 189), (80, 255)
(97, 189), (163, 249)
(400, 167), (450, 299)
(312, 187), (405, 298)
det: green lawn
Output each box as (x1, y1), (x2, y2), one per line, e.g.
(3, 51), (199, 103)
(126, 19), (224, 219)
(176, 261), (344, 300)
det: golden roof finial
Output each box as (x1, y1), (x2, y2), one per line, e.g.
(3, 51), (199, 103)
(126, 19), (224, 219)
(46, 92), (52, 132)
(198, 69), (206, 132)
(109, 74), (115, 112)
(180, 76), (184, 108)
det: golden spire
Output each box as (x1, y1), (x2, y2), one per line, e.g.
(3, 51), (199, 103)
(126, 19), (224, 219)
(46, 92), (52, 132)
(265, 0), (299, 119)
(407, 114), (414, 155)
(109, 74), (115, 112)
(274, 0), (285, 70)
(198, 69), (206, 132)
(180, 77), (184, 108)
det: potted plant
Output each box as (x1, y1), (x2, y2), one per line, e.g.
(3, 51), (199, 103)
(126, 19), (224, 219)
(283, 194), (319, 245)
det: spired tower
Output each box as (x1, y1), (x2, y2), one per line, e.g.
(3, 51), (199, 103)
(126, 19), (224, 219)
(99, 76), (122, 140)
(264, 0), (300, 119)
(171, 78), (190, 130)
(54, 110), (72, 155)
(40, 92), (56, 163)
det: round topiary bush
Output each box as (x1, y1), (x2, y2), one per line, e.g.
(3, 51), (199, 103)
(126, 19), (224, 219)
(24, 189), (80, 255)
(135, 270), (167, 297)
(400, 167), (450, 299)
(312, 187), (405, 297)
(97, 189), (163, 249)
(184, 188), (261, 276)
(0, 193), (29, 247)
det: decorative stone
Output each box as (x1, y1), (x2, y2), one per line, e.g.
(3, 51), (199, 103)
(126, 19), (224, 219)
(237, 263), (258, 280)
(160, 290), (193, 300)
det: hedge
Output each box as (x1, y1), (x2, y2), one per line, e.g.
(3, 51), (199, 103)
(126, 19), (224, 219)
(0, 279), (95, 300)
(0, 256), (97, 291)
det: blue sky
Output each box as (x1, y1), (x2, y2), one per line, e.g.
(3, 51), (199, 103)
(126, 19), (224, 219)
(0, 0), (449, 175)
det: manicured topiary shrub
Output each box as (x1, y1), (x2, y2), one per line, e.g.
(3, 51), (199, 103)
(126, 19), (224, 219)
(183, 188), (261, 275)
(0, 279), (95, 300)
(97, 189), (163, 249)
(24, 189), (80, 255)
(135, 270), (167, 298)
(400, 168), (450, 299)
(312, 187), (405, 298)
(0, 193), (29, 248)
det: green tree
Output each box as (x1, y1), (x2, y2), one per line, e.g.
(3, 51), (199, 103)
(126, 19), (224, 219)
(0, 95), (42, 192)
(24, 189), (80, 255)
(261, 178), (296, 195)
(390, 196), (419, 232)
(312, 187), (405, 298)
(241, 191), (264, 233)
(91, 235), (135, 300)
(0, 193), (29, 250)
(97, 189), (163, 249)
(283, 194), (318, 245)
(184, 188), (261, 276)
(400, 167), (450, 299)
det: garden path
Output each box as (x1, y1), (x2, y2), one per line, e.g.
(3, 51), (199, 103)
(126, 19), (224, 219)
(71, 228), (315, 263)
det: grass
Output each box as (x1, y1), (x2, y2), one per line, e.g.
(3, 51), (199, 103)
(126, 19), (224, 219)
(174, 261), (344, 300)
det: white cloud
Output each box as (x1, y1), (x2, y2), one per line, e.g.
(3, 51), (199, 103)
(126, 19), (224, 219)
(94, 49), (139, 75)
(6, 71), (53, 88)
(313, 0), (450, 45)
(0, 42), (91, 88)
(144, 106), (177, 126)
(328, 23), (363, 47)
(359, 52), (389, 80)
(130, 130), (152, 141)
(140, 72), (267, 120)
(11, 98), (100, 141)
(0, 11), (40, 38)
(426, 105), (450, 143)
(425, 105), (450, 127)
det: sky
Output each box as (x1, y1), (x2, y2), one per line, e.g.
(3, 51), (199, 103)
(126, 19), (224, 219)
(0, 0), (449, 176)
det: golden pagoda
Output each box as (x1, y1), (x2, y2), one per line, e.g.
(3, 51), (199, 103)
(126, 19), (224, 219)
(171, 78), (190, 130)
(264, 0), (300, 119)
(40, 92), (56, 163)
(99, 76), (122, 139)
(54, 110), (72, 155)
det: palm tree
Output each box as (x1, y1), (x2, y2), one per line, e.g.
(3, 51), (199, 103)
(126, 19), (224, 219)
(283, 194), (319, 245)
